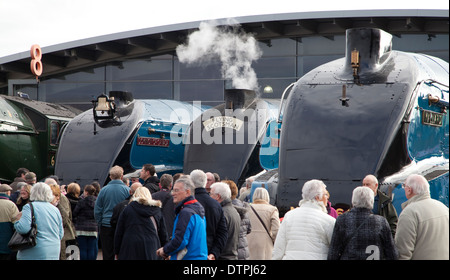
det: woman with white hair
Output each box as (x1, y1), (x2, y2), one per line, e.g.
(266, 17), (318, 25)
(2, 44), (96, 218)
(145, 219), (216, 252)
(14, 182), (64, 260)
(247, 187), (280, 260)
(114, 187), (168, 260)
(327, 186), (398, 260)
(272, 179), (336, 260)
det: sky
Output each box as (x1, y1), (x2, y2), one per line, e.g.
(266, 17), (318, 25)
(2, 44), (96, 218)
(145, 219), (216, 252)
(0, 0), (448, 58)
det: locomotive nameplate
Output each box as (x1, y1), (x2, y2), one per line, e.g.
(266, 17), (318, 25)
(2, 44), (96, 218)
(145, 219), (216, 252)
(137, 136), (170, 147)
(422, 109), (443, 127)
(203, 116), (244, 132)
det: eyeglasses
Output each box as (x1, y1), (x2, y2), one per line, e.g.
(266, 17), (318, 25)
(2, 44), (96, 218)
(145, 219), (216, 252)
(401, 183), (410, 189)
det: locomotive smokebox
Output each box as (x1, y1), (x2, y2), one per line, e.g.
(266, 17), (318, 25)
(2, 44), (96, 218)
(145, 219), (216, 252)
(224, 88), (257, 110)
(345, 28), (393, 75)
(183, 87), (279, 186)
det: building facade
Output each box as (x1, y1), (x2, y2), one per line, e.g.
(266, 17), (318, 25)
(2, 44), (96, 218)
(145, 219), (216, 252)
(1, 10), (448, 110)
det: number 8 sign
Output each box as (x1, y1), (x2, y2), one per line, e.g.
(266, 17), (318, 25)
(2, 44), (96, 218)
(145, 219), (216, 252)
(30, 44), (43, 77)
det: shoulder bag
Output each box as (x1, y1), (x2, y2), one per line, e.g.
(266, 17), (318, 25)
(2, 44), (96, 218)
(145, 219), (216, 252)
(8, 202), (37, 251)
(250, 205), (274, 244)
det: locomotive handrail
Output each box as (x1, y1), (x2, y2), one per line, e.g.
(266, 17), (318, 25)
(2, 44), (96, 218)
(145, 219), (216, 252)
(0, 120), (35, 132)
(424, 79), (449, 90)
(423, 79), (449, 108)
(277, 83), (295, 123)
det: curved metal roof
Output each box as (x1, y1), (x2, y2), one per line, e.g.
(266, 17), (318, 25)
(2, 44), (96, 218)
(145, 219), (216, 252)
(0, 9), (448, 87)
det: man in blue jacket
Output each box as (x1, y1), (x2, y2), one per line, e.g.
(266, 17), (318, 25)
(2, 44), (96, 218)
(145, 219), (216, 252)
(94, 165), (129, 260)
(156, 176), (207, 260)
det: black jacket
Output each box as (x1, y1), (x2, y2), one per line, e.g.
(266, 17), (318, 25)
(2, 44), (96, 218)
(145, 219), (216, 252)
(114, 200), (168, 260)
(194, 188), (228, 258)
(72, 195), (97, 232)
(327, 207), (398, 260)
(144, 176), (160, 194)
(152, 189), (175, 237)
(110, 196), (130, 231)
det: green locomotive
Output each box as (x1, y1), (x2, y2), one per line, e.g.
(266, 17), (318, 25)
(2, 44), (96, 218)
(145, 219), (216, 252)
(0, 95), (79, 183)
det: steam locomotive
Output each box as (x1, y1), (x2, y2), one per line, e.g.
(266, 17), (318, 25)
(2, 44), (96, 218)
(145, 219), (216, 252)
(256, 28), (449, 215)
(54, 91), (210, 186)
(0, 94), (79, 182)
(183, 89), (280, 187)
(182, 27), (448, 216)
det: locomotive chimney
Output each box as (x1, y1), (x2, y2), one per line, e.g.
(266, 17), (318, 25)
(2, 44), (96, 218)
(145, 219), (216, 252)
(345, 28), (392, 75)
(109, 91), (134, 108)
(224, 89), (257, 110)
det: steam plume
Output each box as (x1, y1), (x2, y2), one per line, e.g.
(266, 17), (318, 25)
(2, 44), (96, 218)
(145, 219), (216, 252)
(176, 19), (262, 91)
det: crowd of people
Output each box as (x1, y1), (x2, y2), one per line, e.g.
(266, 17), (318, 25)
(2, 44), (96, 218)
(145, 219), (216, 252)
(0, 165), (448, 260)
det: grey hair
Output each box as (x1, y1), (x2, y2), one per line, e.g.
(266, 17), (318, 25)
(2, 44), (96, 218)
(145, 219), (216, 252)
(160, 174), (173, 190)
(16, 182), (28, 190)
(44, 178), (58, 186)
(252, 187), (270, 203)
(190, 169), (207, 189)
(30, 182), (54, 203)
(352, 186), (374, 209)
(302, 179), (326, 201)
(405, 174), (430, 196)
(211, 182), (231, 200)
(174, 175), (195, 194)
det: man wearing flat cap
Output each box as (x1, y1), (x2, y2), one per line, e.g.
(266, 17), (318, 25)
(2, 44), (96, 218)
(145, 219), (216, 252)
(0, 184), (13, 196)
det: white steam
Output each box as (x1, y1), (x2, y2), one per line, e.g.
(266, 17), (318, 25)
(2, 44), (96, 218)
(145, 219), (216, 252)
(176, 19), (262, 91)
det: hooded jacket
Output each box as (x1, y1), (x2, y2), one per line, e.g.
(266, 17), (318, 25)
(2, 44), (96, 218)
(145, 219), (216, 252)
(375, 189), (398, 237)
(232, 199), (251, 260)
(114, 200), (168, 260)
(144, 176), (160, 194)
(218, 198), (241, 260)
(163, 196), (208, 260)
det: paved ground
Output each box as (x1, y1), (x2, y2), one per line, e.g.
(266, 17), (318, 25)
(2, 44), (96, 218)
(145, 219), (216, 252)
(96, 249), (103, 260)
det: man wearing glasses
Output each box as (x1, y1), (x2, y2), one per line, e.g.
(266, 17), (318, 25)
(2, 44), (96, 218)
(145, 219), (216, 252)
(156, 176), (208, 260)
(395, 174), (449, 260)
